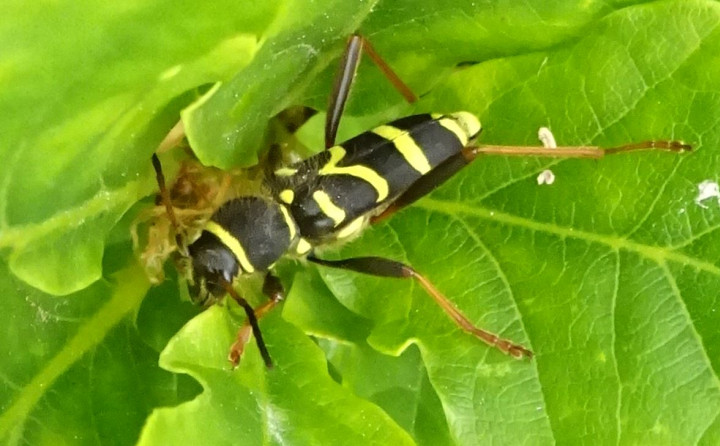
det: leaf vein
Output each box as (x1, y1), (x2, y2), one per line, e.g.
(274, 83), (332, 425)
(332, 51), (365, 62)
(657, 261), (720, 405)
(417, 198), (720, 276)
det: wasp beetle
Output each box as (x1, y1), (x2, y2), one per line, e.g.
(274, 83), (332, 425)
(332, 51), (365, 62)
(147, 34), (690, 368)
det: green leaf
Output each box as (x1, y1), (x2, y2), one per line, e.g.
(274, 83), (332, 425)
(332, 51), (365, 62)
(2, 1), (720, 445)
(182, 0), (380, 168)
(0, 260), (201, 444)
(138, 306), (414, 445)
(0, 0), (272, 295)
(284, 272), (454, 444)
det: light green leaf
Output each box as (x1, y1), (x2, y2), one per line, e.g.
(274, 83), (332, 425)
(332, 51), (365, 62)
(0, 1), (271, 295)
(182, 0), (380, 169)
(138, 306), (414, 445)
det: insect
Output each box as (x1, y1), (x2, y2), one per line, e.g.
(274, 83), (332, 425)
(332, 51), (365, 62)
(148, 34), (691, 368)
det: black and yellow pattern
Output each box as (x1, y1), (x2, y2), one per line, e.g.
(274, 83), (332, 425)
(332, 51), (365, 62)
(187, 111), (481, 301)
(187, 196), (298, 301)
(269, 112), (481, 241)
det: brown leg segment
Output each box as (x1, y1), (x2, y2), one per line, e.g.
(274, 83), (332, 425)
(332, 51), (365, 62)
(226, 274), (286, 368)
(222, 280), (274, 368)
(151, 154), (185, 250)
(468, 140), (690, 158)
(325, 34), (417, 149)
(372, 151), (470, 224)
(307, 256), (532, 359)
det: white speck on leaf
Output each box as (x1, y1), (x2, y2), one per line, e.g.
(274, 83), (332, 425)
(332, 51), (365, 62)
(695, 180), (720, 208)
(537, 127), (556, 186)
(537, 169), (555, 185)
(538, 126), (557, 149)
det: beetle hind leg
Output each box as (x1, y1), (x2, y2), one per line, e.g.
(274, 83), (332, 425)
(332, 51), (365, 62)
(371, 137), (692, 224)
(308, 255), (533, 359)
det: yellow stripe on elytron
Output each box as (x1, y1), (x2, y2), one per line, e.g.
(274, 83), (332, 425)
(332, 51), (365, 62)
(279, 204), (297, 242)
(437, 117), (469, 146)
(372, 125), (432, 175)
(279, 189), (294, 204)
(335, 217), (366, 240)
(274, 167), (298, 177)
(204, 221), (255, 273)
(450, 111), (481, 139)
(312, 190), (346, 227)
(319, 146), (389, 202)
(295, 238), (312, 255)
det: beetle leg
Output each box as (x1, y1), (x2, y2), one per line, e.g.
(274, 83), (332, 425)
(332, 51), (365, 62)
(372, 139), (691, 223)
(325, 34), (417, 149)
(308, 255), (533, 359)
(465, 140), (690, 158)
(226, 273), (285, 368)
(151, 154), (187, 253)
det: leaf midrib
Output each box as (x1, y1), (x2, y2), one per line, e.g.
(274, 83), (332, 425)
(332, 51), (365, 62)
(419, 194), (720, 444)
(0, 263), (150, 438)
(416, 197), (720, 276)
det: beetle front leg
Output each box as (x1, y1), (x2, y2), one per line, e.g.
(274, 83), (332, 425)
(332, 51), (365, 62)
(227, 273), (286, 368)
